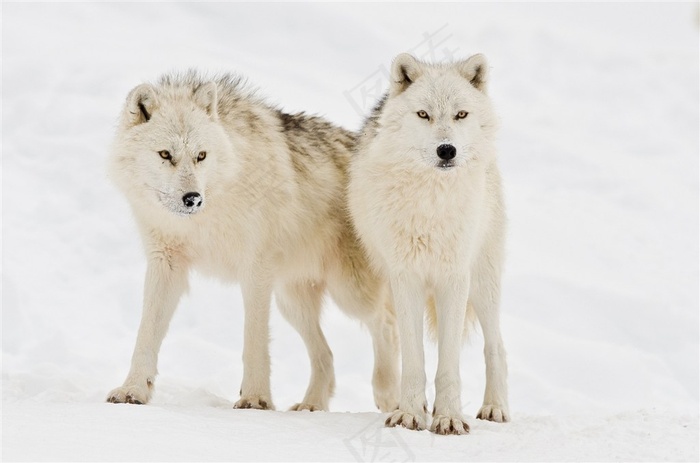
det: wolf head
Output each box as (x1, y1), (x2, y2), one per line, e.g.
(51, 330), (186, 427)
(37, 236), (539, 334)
(373, 53), (497, 170)
(110, 79), (233, 217)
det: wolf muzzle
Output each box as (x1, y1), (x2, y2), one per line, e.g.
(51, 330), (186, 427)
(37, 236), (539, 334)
(436, 144), (456, 160)
(182, 192), (203, 211)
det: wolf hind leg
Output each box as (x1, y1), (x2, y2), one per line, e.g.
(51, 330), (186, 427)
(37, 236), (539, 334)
(471, 243), (510, 423)
(365, 299), (400, 412)
(276, 280), (335, 411)
(327, 269), (400, 413)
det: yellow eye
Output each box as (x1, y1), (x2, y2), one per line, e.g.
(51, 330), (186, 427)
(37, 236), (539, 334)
(417, 110), (430, 120)
(158, 150), (171, 160)
(197, 151), (207, 162)
(456, 111), (469, 120)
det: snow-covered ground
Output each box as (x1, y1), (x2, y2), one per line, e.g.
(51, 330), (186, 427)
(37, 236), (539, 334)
(2, 2), (698, 461)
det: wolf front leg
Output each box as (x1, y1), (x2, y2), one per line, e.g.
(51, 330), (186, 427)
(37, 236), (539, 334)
(430, 277), (470, 435)
(234, 275), (275, 410)
(385, 273), (428, 431)
(107, 245), (189, 404)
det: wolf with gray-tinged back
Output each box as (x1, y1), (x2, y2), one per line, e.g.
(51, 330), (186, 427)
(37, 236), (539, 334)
(107, 71), (399, 413)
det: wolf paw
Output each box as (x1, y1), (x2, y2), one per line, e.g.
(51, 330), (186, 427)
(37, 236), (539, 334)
(477, 404), (510, 423)
(106, 382), (152, 405)
(374, 386), (400, 413)
(373, 368), (400, 413)
(430, 414), (470, 435)
(375, 397), (399, 413)
(385, 409), (427, 431)
(289, 402), (323, 412)
(234, 396), (274, 410)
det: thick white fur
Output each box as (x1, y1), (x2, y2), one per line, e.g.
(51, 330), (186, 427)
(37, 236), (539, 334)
(348, 53), (509, 435)
(107, 72), (399, 412)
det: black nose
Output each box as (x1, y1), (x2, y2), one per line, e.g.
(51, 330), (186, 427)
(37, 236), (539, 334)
(182, 192), (202, 208)
(436, 144), (457, 160)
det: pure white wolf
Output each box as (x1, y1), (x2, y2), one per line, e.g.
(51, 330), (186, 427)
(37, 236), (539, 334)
(348, 53), (509, 434)
(107, 71), (399, 412)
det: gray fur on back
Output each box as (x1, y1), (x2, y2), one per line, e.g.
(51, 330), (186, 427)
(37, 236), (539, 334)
(152, 69), (356, 176)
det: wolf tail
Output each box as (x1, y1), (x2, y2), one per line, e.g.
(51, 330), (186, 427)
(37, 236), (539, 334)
(425, 296), (478, 343)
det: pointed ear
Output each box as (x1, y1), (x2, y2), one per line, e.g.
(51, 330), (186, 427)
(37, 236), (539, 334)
(193, 82), (218, 119)
(126, 83), (158, 125)
(457, 54), (489, 93)
(390, 53), (423, 95)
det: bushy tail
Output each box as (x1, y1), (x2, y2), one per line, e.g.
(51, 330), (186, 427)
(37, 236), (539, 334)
(425, 295), (478, 343)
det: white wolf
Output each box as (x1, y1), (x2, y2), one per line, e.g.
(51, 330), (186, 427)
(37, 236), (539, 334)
(348, 53), (509, 434)
(107, 71), (399, 412)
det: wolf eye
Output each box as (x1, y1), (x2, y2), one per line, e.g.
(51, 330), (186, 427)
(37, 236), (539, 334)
(417, 110), (430, 120)
(197, 151), (207, 162)
(158, 150), (171, 160)
(455, 111), (469, 120)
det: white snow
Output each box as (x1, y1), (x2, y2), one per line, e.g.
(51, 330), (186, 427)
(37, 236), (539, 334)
(2, 2), (698, 462)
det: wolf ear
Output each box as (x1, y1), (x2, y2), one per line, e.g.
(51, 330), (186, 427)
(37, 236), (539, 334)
(457, 54), (489, 93)
(390, 53), (423, 95)
(193, 82), (218, 119)
(126, 84), (158, 125)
